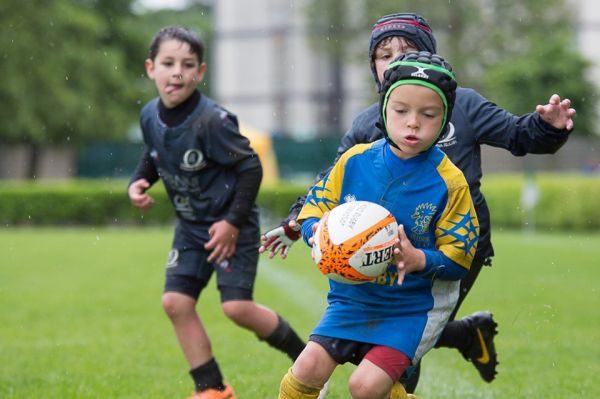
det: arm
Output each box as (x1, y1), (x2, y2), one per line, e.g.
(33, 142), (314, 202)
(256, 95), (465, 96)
(431, 180), (479, 279)
(127, 150), (159, 210)
(392, 224), (468, 285)
(225, 162), (262, 228)
(459, 89), (573, 155)
(203, 110), (263, 263)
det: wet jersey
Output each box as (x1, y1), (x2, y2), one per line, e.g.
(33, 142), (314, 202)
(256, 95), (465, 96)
(139, 94), (261, 227)
(297, 140), (479, 362)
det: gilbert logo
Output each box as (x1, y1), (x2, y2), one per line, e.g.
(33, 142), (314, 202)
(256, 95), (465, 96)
(411, 67), (430, 79)
(361, 246), (394, 267)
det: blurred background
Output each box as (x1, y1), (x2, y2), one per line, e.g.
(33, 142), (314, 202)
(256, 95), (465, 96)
(1, 0), (599, 184)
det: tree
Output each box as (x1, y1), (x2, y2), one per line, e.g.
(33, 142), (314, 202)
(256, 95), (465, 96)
(0, 0), (143, 177)
(484, 36), (597, 135)
(304, 0), (598, 135)
(0, 0), (212, 178)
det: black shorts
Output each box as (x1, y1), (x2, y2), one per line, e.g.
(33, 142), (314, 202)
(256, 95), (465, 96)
(310, 335), (415, 380)
(164, 219), (260, 302)
(309, 335), (373, 366)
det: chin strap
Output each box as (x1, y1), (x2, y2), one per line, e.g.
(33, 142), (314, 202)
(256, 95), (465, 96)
(376, 120), (401, 150)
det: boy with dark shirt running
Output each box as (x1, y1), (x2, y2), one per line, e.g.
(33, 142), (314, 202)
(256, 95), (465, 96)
(128, 26), (305, 399)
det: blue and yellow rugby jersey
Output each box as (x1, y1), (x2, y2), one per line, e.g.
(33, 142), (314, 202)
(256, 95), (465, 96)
(298, 139), (478, 362)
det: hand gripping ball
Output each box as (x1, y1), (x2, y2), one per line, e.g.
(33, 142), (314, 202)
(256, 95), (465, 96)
(312, 201), (398, 284)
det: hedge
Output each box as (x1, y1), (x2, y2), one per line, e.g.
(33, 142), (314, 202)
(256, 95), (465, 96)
(0, 174), (599, 231)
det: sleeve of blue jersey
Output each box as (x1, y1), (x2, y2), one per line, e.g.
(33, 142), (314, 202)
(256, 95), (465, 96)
(416, 249), (468, 280)
(301, 217), (319, 246)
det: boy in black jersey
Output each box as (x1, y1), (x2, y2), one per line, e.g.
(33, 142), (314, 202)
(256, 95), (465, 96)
(128, 26), (305, 399)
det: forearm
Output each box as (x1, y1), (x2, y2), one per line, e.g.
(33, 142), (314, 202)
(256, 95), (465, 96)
(301, 217), (319, 246)
(129, 151), (159, 187)
(416, 249), (468, 280)
(226, 164), (262, 228)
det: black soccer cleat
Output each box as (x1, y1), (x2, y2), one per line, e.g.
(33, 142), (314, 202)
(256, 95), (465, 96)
(461, 311), (499, 382)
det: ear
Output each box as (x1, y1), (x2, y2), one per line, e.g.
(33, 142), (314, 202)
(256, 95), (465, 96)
(194, 62), (207, 83)
(145, 58), (155, 79)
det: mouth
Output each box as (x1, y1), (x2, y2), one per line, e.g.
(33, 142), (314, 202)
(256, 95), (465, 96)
(404, 135), (420, 145)
(165, 83), (184, 94)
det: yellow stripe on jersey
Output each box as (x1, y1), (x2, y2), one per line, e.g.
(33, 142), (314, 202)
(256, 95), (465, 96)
(435, 155), (479, 269)
(298, 143), (374, 223)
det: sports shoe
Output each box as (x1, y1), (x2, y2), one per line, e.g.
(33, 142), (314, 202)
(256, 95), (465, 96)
(461, 311), (499, 382)
(187, 384), (236, 399)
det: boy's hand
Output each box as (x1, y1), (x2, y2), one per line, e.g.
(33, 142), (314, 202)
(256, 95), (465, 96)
(535, 94), (576, 131)
(128, 179), (155, 210)
(393, 225), (425, 285)
(205, 220), (240, 264)
(259, 220), (301, 259)
(309, 220), (321, 261)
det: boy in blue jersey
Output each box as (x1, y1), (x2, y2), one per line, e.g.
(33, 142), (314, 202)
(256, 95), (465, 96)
(127, 26), (306, 399)
(262, 13), (576, 391)
(278, 51), (479, 399)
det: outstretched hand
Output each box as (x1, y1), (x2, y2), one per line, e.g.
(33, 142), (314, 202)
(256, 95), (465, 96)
(259, 220), (301, 259)
(393, 225), (425, 285)
(536, 94), (576, 131)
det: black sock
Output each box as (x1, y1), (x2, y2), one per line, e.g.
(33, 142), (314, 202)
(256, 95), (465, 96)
(434, 319), (475, 353)
(400, 362), (421, 394)
(259, 315), (306, 361)
(189, 358), (226, 392)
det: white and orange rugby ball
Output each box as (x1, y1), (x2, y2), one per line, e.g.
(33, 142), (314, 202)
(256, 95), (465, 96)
(312, 201), (398, 284)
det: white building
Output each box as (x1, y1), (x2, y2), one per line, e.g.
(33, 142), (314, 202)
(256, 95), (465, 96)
(213, 0), (372, 138)
(213, 0), (600, 140)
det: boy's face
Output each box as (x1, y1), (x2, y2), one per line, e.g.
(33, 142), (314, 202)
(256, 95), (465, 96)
(373, 37), (418, 84)
(145, 39), (206, 108)
(385, 84), (444, 159)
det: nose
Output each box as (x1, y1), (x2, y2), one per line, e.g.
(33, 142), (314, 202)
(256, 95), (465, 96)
(406, 112), (419, 129)
(172, 65), (183, 80)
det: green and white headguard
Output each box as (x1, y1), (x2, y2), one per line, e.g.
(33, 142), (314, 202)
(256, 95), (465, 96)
(379, 51), (457, 150)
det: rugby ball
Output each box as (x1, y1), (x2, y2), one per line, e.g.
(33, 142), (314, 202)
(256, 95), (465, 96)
(312, 201), (398, 284)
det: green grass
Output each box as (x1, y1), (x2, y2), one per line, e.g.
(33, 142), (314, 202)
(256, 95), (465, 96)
(1, 227), (599, 398)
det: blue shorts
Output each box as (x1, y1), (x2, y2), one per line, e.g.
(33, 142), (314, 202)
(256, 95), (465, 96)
(164, 219), (260, 302)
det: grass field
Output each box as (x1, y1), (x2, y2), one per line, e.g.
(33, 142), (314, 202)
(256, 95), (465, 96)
(1, 227), (599, 398)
